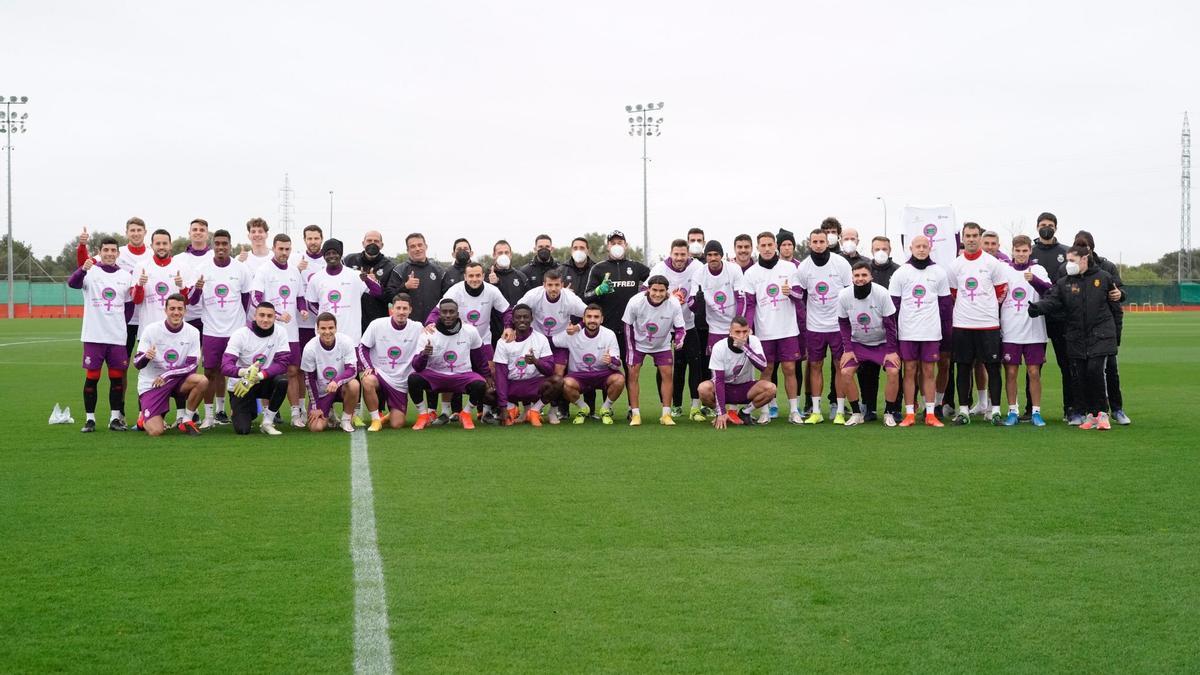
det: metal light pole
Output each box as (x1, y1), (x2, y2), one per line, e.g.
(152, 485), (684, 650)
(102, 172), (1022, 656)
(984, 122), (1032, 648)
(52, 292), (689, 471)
(626, 102), (663, 262)
(875, 196), (888, 237)
(329, 190), (334, 239)
(2, 95), (30, 320)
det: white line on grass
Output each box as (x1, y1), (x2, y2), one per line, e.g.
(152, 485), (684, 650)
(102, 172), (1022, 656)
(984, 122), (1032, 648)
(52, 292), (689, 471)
(350, 429), (395, 675)
(0, 338), (77, 348)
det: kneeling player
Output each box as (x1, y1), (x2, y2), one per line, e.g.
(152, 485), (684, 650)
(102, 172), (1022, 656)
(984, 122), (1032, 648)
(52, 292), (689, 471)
(698, 317), (776, 429)
(493, 304), (559, 426)
(836, 262), (901, 426)
(409, 299), (490, 430)
(222, 302), (293, 435)
(560, 304), (625, 425)
(301, 312), (360, 432)
(359, 293), (424, 430)
(134, 293), (208, 436)
(622, 275), (685, 426)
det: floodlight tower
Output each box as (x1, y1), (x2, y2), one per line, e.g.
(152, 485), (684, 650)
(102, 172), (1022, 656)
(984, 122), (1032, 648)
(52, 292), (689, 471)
(1182, 112), (1192, 283)
(278, 173), (295, 237)
(2, 95), (30, 320)
(626, 102), (664, 262)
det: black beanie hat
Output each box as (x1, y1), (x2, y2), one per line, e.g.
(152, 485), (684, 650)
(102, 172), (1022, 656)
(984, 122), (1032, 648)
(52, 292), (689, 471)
(776, 228), (795, 246)
(704, 240), (724, 256)
(321, 238), (344, 256)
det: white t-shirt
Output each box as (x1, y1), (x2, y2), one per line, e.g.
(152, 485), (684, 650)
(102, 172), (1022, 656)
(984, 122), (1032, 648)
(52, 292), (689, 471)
(292, 250), (328, 330)
(305, 267), (372, 342)
(135, 320), (201, 395)
(301, 332), (357, 392)
(250, 261), (304, 343)
(1000, 264), (1048, 344)
(440, 281), (511, 343)
(241, 249), (273, 276)
(888, 263), (950, 342)
(193, 258), (253, 338)
(560, 325), (622, 374)
(416, 324), (484, 376)
(649, 258), (702, 330)
(741, 263), (799, 340)
(689, 262), (747, 335)
(708, 334), (764, 386)
(493, 332), (554, 381)
(516, 287), (587, 342)
(117, 246), (154, 325)
(622, 292), (685, 353)
(836, 283), (896, 347)
(178, 248), (214, 323)
(136, 258), (189, 338)
(80, 265), (134, 346)
(359, 317), (424, 391)
(794, 255), (854, 333)
(223, 325), (292, 391)
(948, 252), (1007, 329)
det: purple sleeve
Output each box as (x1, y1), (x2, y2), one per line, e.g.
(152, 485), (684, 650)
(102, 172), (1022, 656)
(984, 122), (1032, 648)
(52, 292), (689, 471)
(67, 268), (86, 289)
(425, 307), (439, 326)
(744, 343), (767, 370)
(134, 352), (152, 369)
(494, 363), (511, 407)
(188, 289), (202, 306)
(742, 294), (756, 328)
(534, 355), (555, 376)
(296, 297), (309, 313)
(253, 290), (265, 306)
(221, 352), (242, 378)
(124, 301), (135, 323)
(308, 299), (319, 313)
(412, 352), (428, 372)
(306, 371), (320, 401)
(891, 295), (901, 312)
(470, 346), (489, 377)
(499, 307), (513, 329)
(884, 315), (899, 352)
(686, 295), (697, 311)
(672, 326), (685, 347)
(938, 295), (954, 339)
(264, 348), (291, 378)
(241, 292), (252, 313)
(1029, 276), (1052, 293)
(336, 363), (357, 385)
(160, 355), (199, 382)
(839, 317), (854, 354)
(734, 291), (747, 318)
(363, 275), (383, 298)
(713, 370), (727, 410)
(356, 344), (374, 370)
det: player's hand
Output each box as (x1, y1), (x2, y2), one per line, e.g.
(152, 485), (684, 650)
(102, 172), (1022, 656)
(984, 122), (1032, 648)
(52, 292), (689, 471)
(565, 322), (580, 335)
(1028, 302), (1043, 317)
(153, 376), (165, 387)
(82, 258), (94, 272)
(194, 275), (205, 291)
(1023, 270), (1033, 282)
(673, 340), (684, 351)
(422, 323), (436, 335)
(672, 288), (686, 305)
(174, 271), (184, 289)
(422, 341), (433, 356)
(360, 268), (371, 282)
(525, 348), (536, 364)
(488, 267), (499, 284)
(601, 353), (612, 365)
(731, 335), (746, 349)
(781, 282), (792, 296)
(278, 312), (291, 323)
(362, 367), (374, 377)
(78, 227), (90, 247)
(596, 272), (612, 296)
(325, 381), (338, 394)
(308, 409), (324, 425)
(884, 353), (900, 369)
(839, 351), (855, 368)
(237, 245), (249, 262)
(300, 309), (309, 321)
(405, 271), (420, 290)
(144, 343), (157, 360)
(1108, 288), (1121, 302)
(501, 327), (515, 342)
(138, 268), (148, 286)
(298, 258), (308, 271)
(713, 414), (729, 430)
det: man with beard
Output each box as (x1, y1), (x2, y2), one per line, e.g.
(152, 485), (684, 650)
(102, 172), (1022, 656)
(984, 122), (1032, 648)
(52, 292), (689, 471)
(360, 293), (425, 431)
(134, 229), (189, 340)
(409, 299), (490, 430)
(386, 232), (445, 328)
(740, 232), (801, 424)
(222, 302), (292, 435)
(252, 233), (309, 428)
(649, 238), (704, 420)
(698, 317), (776, 429)
(433, 261), (513, 424)
(836, 261), (900, 426)
(293, 224), (327, 354)
(732, 233), (755, 272)
(343, 230), (397, 335)
(305, 239), (383, 343)
(796, 229), (854, 424)
(518, 269), (588, 423)
(76, 217), (154, 356)
(492, 304), (559, 426)
(560, 304), (625, 425)
(133, 294), (207, 436)
(947, 222), (1009, 426)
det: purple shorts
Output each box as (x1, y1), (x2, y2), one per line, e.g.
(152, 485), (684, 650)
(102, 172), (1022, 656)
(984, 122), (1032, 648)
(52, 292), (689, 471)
(201, 335), (229, 369)
(371, 377), (409, 413)
(899, 340), (940, 363)
(187, 318), (203, 335)
(82, 342), (129, 371)
(504, 377), (545, 405)
(844, 343), (898, 369)
(630, 349), (673, 367)
(939, 327), (953, 354)
(806, 330), (843, 362)
(288, 341), (302, 367)
(706, 332), (727, 352)
(138, 379), (186, 420)
(298, 328), (315, 350)
(1002, 342), (1046, 366)
(760, 336), (801, 363)
(416, 369), (486, 394)
(312, 387), (347, 417)
(721, 381), (754, 405)
(551, 346), (569, 366)
(566, 370), (616, 392)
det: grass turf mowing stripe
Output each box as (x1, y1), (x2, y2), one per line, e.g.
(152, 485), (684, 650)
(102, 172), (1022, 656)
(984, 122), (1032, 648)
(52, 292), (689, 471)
(351, 430), (395, 675)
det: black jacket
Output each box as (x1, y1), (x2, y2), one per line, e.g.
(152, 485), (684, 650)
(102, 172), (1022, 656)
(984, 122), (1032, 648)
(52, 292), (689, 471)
(1029, 267), (1120, 358)
(520, 257), (562, 288)
(583, 258), (650, 334)
(869, 259), (901, 288)
(1030, 239), (1069, 283)
(385, 258), (445, 327)
(562, 258), (594, 293)
(342, 251), (397, 332)
(440, 261), (470, 294)
(488, 267), (530, 346)
(1058, 253), (1125, 341)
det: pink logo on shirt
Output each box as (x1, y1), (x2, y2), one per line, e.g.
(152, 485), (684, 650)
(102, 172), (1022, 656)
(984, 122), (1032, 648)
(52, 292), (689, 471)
(323, 366), (338, 382)
(765, 283), (782, 307)
(645, 322), (660, 335)
(155, 282), (170, 305)
(713, 290), (729, 312)
(912, 285), (927, 308)
(964, 277), (980, 301)
(582, 353), (597, 368)
(1011, 287), (1027, 311)
(466, 309), (482, 325)
(386, 346), (403, 368)
(815, 281), (831, 304)
(514, 357), (529, 377)
(214, 283), (231, 308)
(856, 312), (872, 332)
(277, 285), (291, 312)
(542, 317), (558, 333)
(252, 353), (267, 366)
(101, 287), (117, 311)
(443, 350), (459, 371)
(163, 349), (179, 364)
(327, 289), (343, 312)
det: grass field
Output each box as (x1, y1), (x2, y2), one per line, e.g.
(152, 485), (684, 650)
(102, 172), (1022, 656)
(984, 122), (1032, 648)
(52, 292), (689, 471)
(2, 315), (1198, 673)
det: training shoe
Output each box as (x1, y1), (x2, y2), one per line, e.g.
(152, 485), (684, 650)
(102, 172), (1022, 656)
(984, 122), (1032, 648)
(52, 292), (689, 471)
(600, 409), (614, 425)
(134, 412), (145, 431)
(528, 410), (543, 427)
(177, 419), (201, 436)
(341, 418), (355, 432)
(769, 403), (779, 419)
(659, 414), (676, 426)
(898, 413), (916, 427)
(1067, 414), (1083, 426)
(412, 412), (434, 430)
(832, 412), (846, 425)
(547, 409), (561, 425)
(883, 412), (898, 428)
(290, 413), (307, 429)
(629, 412), (642, 427)
(803, 412), (824, 425)
(214, 411), (231, 425)
(430, 413), (451, 427)
(572, 410), (588, 425)
(925, 413), (945, 427)
(351, 415), (364, 428)
(1004, 411), (1019, 426)
(108, 418), (127, 432)
(1097, 412), (1111, 430)
(690, 407), (706, 423)
(1019, 410), (1032, 422)
(1079, 414), (1097, 430)
(458, 411), (475, 430)
(669, 405), (683, 419)
(1112, 409), (1131, 426)
(844, 413), (864, 427)
(81, 419), (96, 433)
(725, 410), (744, 425)
(989, 412), (1003, 426)
(701, 406), (716, 419)
(481, 411), (499, 426)
(756, 410), (772, 425)
(368, 418), (384, 432)
(199, 416), (216, 430)
(1031, 411), (1046, 427)
(952, 412), (971, 426)
(863, 410), (878, 423)
(260, 421), (282, 436)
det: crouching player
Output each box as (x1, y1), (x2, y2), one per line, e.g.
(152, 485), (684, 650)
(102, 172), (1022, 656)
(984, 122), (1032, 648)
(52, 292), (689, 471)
(360, 293), (424, 431)
(837, 261), (901, 427)
(409, 298), (490, 430)
(222, 302), (292, 435)
(698, 316), (776, 429)
(560, 304), (625, 425)
(301, 312), (360, 432)
(622, 274), (685, 426)
(134, 293), (208, 436)
(492, 304), (559, 426)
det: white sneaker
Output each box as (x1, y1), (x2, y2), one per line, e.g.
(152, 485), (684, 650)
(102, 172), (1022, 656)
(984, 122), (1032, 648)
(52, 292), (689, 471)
(547, 409), (561, 425)
(340, 418), (355, 432)
(883, 412), (898, 427)
(261, 421), (282, 436)
(788, 411), (804, 425)
(844, 413), (864, 427)
(757, 411), (771, 425)
(291, 414), (307, 429)
(199, 416), (216, 430)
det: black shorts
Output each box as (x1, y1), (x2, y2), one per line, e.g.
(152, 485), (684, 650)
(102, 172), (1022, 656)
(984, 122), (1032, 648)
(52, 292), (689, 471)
(952, 328), (1001, 364)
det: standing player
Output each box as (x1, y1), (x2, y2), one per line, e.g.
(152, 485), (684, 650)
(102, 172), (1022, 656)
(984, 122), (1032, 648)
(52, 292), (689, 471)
(622, 275), (685, 426)
(68, 237), (135, 432)
(304, 239), (383, 343)
(520, 234), (562, 287)
(492, 304), (558, 426)
(189, 229), (253, 428)
(698, 317), (776, 429)
(947, 222), (1009, 426)
(221, 302), (293, 435)
(518, 269), (588, 423)
(583, 230), (650, 372)
(409, 299), (490, 430)
(1000, 236), (1051, 426)
(836, 261), (900, 427)
(294, 224), (327, 360)
(795, 229), (854, 424)
(385, 232), (445, 328)
(180, 218), (213, 332)
(689, 240), (747, 351)
(360, 293), (425, 431)
(133, 294), (207, 436)
(888, 235), (952, 427)
(134, 229), (189, 339)
(741, 232), (800, 424)
(252, 233), (308, 427)
(343, 230), (397, 336)
(649, 238), (704, 420)
(237, 217), (274, 274)
(732, 234), (755, 272)
(76, 217), (154, 356)
(300, 313), (360, 432)
(435, 261), (513, 423)
(560, 304), (625, 425)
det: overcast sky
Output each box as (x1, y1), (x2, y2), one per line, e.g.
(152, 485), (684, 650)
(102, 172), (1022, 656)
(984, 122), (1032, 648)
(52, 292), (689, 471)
(4, 0), (1197, 265)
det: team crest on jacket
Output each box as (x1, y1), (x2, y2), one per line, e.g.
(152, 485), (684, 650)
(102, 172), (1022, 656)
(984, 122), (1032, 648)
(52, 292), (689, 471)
(429, 272), (437, 280)
(626, 267), (632, 275)
(1093, 279), (1101, 287)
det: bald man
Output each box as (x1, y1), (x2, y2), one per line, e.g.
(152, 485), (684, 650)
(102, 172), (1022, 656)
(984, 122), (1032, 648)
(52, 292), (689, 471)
(343, 230), (397, 334)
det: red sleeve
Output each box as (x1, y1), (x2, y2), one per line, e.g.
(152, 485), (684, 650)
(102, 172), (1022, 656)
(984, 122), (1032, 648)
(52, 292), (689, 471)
(994, 283), (1008, 301)
(76, 243), (90, 267)
(949, 288), (957, 299)
(132, 285), (145, 305)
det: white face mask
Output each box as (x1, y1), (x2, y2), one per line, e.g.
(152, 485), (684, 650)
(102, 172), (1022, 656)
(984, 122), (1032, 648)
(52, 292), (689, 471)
(609, 244), (626, 260)
(827, 234), (839, 247)
(495, 254), (511, 269)
(571, 249), (588, 264)
(688, 241), (704, 256)
(1065, 261), (1081, 276)
(872, 249), (890, 265)
(842, 239), (858, 256)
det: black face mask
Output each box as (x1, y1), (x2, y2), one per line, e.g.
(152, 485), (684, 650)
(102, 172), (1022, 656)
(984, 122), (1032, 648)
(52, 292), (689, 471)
(455, 250), (470, 266)
(536, 249), (552, 263)
(910, 256), (932, 270)
(853, 283), (871, 300)
(364, 243), (381, 258)
(1038, 226), (1056, 241)
(809, 250), (831, 266)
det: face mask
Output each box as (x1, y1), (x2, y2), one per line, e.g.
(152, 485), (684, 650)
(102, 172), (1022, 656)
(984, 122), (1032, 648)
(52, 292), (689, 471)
(495, 254), (511, 269)
(1065, 261), (1081, 276)
(872, 250), (890, 265)
(572, 250), (588, 264)
(842, 240), (858, 256)
(1038, 226), (1056, 240)
(536, 248), (552, 262)
(364, 243), (381, 257)
(609, 244), (626, 260)
(455, 250), (470, 265)
(826, 234), (839, 247)
(688, 241), (704, 256)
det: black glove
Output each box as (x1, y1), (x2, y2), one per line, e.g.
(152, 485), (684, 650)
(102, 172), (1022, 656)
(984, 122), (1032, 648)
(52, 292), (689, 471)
(1028, 302), (1043, 318)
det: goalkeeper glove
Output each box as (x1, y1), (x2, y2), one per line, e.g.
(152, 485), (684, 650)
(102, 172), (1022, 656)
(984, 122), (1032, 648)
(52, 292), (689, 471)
(596, 272), (613, 296)
(233, 363), (262, 397)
